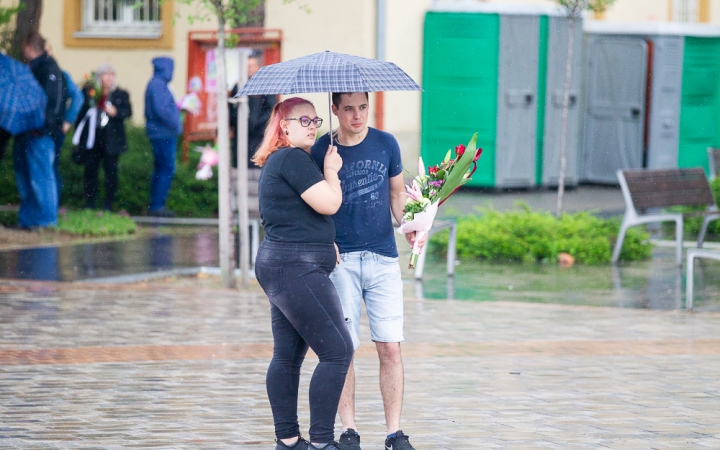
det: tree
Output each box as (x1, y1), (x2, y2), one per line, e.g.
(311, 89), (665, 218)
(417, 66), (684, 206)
(554, 0), (615, 216)
(10, 0), (41, 59)
(0, 4), (23, 54)
(176, 0), (306, 288)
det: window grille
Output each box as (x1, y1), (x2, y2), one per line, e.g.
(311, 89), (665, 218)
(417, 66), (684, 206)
(77, 0), (162, 39)
(673, 0), (699, 23)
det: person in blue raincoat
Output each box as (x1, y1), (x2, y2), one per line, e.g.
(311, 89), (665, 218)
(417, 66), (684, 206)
(144, 57), (182, 217)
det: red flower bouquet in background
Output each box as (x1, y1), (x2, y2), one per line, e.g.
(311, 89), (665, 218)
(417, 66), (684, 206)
(398, 133), (482, 268)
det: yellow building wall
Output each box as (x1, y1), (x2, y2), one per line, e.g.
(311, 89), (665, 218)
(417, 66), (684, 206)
(264, 0), (377, 138)
(34, 0), (217, 124)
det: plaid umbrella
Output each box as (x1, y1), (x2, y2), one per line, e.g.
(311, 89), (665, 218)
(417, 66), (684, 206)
(236, 51), (421, 145)
(237, 51), (421, 96)
(0, 53), (46, 135)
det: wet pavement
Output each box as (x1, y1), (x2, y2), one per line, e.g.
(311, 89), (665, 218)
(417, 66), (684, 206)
(0, 230), (219, 282)
(0, 186), (623, 283)
(2, 185), (720, 448)
(2, 277), (720, 449)
(418, 246), (720, 312)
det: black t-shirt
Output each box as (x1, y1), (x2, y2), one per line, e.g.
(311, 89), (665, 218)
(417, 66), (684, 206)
(259, 147), (335, 244)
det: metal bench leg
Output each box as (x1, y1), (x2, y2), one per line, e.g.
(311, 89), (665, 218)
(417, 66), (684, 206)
(675, 217), (683, 266)
(612, 221), (631, 264)
(698, 218), (709, 249)
(251, 219), (260, 267)
(686, 251), (696, 310)
(697, 215), (719, 248)
(446, 223), (457, 277)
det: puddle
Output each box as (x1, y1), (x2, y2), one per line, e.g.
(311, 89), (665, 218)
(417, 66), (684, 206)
(0, 230), (219, 282)
(2, 229), (719, 312)
(415, 247), (720, 312)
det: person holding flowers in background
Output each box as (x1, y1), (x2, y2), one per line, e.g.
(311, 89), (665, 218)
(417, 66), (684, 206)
(76, 64), (132, 211)
(253, 97), (353, 450)
(311, 92), (422, 450)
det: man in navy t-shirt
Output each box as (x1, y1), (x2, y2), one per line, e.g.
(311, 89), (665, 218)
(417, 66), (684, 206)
(311, 92), (420, 450)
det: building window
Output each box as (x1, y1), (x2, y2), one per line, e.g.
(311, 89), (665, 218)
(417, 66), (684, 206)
(673, 0), (699, 23)
(75, 0), (162, 39)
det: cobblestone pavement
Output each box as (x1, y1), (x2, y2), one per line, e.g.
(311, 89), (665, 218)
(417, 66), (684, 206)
(2, 280), (720, 449)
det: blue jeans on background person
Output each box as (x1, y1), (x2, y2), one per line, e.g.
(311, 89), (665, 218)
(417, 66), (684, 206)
(13, 134), (58, 228)
(52, 130), (65, 205)
(149, 137), (177, 212)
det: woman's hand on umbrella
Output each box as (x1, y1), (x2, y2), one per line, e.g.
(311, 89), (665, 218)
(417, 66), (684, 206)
(324, 145), (342, 174)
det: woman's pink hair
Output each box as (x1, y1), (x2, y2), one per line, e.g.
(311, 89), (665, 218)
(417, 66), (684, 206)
(252, 97), (314, 167)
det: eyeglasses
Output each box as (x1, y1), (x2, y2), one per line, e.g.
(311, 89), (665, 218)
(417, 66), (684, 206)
(286, 116), (323, 127)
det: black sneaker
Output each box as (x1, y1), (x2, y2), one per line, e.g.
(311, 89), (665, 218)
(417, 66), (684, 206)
(338, 429), (361, 450)
(309, 441), (341, 449)
(275, 437), (309, 450)
(385, 430), (415, 450)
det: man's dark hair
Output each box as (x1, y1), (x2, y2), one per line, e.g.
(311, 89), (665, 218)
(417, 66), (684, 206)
(331, 92), (369, 108)
(22, 32), (46, 53)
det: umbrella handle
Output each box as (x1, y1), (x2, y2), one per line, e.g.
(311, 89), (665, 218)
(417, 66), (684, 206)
(328, 91), (333, 148)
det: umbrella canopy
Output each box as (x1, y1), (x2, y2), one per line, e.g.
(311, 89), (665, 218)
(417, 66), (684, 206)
(236, 51), (422, 96)
(0, 53), (46, 135)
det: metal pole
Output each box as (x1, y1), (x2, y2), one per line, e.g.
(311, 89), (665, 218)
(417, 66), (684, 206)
(328, 91), (333, 147)
(376, 0), (386, 61)
(216, 29), (236, 288)
(236, 49), (250, 287)
(376, 0), (386, 130)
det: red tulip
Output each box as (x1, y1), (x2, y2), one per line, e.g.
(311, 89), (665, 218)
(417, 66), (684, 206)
(455, 144), (466, 157)
(473, 147), (483, 163)
(428, 165), (438, 176)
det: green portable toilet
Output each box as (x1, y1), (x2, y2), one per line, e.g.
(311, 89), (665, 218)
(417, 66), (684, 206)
(680, 32), (720, 172)
(582, 21), (720, 179)
(422, 2), (581, 188)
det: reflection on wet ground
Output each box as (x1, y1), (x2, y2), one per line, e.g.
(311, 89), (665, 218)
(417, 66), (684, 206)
(0, 230), (219, 282)
(1, 228), (719, 312)
(416, 247), (720, 312)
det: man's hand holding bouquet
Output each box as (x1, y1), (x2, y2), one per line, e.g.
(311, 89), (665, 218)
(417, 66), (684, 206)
(398, 133), (482, 268)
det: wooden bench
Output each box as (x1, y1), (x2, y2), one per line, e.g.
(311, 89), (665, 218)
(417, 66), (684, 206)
(613, 168), (720, 265)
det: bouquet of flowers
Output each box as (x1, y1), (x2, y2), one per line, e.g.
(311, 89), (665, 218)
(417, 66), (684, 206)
(397, 133), (482, 268)
(79, 72), (102, 107)
(178, 92), (202, 115)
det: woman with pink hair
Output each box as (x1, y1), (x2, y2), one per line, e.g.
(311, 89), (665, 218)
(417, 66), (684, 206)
(253, 97), (352, 450)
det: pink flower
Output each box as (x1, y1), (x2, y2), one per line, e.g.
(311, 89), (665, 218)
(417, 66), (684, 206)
(473, 147), (483, 163)
(455, 144), (466, 157)
(405, 180), (423, 201)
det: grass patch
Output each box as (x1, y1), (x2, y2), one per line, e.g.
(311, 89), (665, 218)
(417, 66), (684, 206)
(430, 203), (653, 265)
(58, 210), (136, 236)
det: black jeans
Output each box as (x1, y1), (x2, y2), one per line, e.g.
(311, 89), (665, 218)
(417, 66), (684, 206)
(84, 140), (119, 210)
(255, 240), (353, 443)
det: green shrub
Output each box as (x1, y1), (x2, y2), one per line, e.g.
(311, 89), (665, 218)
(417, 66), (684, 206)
(430, 203), (652, 265)
(661, 177), (720, 237)
(0, 125), (219, 217)
(58, 210), (136, 236)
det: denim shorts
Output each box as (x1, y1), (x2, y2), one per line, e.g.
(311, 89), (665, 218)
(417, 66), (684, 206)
(330, 251), (404, 350)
